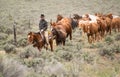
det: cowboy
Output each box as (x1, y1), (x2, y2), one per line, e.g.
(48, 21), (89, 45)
(39, 14), (48, 48)
(39, 14), (48, 32)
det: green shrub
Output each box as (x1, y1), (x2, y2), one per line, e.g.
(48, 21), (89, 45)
(3, 43), (16, 53)
(99, 47), (113, 56)
(89, 44), (96, 48)
(5, 28), (13, 35)
(0, 26), (6, 33)
(89, 42), (105, 49)
(23, 58), (42, 68)
(7, 38), (14, 44)
(111, 42), (120, 53)
(82, 52), (94, 64)
(0, 33), (8, 40)
(19, 45), (40, 58)
(60, 51), (73, 61)
(65, 41), (73, 46)
(0, 26), (12, 35)
(76, 43), (82, 50)
(17, 37), (27, 47)
(104, 36), (113, 44)
(115, 34), (120, 41)
(99, 41), (120, 60)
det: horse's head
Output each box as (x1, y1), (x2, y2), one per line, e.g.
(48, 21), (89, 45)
(51, 28), (58, 39)
(56, 14), (63, 22)
(50, 20), (57, 31)
(27, 32), (35, 44)
(73, 14), (82, 20)
(105, 13), (113, 19)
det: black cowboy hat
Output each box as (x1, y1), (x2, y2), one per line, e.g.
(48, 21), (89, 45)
(40, 14), (45, 17)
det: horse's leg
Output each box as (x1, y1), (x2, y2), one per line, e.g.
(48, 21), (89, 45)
(63, 39), (66, 46)
(87, 34), (91, 43)
(109, 25), (112, 35)
(102, 30), (105, 38)
(114, 24), (117, 32)
(70, 31), (72, 40)
(117, 23), (120, 32)
(49, 39), (53, 51)
(56, 39), (59, 46)
(110, 26), (112, 34)
(45, 45), (48, 50)
(38, 47), (41, 52)
(92, 34), (95, 43)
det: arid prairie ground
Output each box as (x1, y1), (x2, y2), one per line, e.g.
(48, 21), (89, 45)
(0, 0), (120, 77)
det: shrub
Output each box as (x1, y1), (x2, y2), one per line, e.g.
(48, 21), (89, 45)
(99, 44), (115, 60)
(0, 26), (6, 33)
(111, 42), (120, 53)
(0, 56), (28, 77)
(82, 52), (94, 64)
(19, 45), (40, 58)
(60, 51), (73, 61)
(17, 37), (27, 47)
(65, 41), (73, 46)
(23, 58), (43, 68)
(99, 41), (120, 60)
(43, 61), (66, 77)
(3, 43), (16, 53)
(0, 26), (12, 35)
(115, 34), (120, 41)
(90, 42), (105, 48)
(4, 37), (14, 45)
(0, 33), (8, 40)
(104, 36), (113, 44)
(76, 43), (82, 50)
(4, 28), (13, 35)
(99, 47), (113, 56)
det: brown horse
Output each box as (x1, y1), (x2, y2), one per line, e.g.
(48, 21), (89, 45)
(97, 18), (107, 38)
(102, 13), (113, 34)
(112, 17), (120, 32)
(50, 21), (68, 44)
(48, 27), (67, 51)
(27, 32), (48, 51)
(50, 19), (72, 40)
(57, 14), (78, 29)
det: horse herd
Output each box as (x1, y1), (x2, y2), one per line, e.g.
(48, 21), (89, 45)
(27, 13), (120, 51)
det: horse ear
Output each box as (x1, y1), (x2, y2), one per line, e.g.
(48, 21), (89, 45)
(95, 13), (97, 16)
(29, 32), (34, 36)
(28, 32), (32, 38)
(108, 13), (113, 19)
(28, 31), (32, 35)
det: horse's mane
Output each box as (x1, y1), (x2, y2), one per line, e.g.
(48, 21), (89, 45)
(73, 14), (82, 20)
